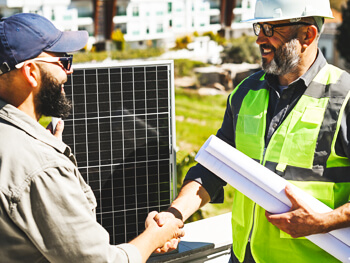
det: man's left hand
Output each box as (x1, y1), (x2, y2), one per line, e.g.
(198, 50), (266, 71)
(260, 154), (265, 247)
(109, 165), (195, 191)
(46, 119), (64, 140)
(265, 184), (325, 238)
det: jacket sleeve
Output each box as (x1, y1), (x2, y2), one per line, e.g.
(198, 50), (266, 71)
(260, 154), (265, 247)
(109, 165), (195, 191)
(336, 95), (350, 159)
(9, 165), (142, 263)
(185, 95), (236, 203)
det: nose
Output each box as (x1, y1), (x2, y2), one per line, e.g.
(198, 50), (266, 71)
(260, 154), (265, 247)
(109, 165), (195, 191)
(256, 29), (268, 45)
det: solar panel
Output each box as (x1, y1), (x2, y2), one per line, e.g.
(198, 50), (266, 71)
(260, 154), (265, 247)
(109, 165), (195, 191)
(63, 61), (176, 244)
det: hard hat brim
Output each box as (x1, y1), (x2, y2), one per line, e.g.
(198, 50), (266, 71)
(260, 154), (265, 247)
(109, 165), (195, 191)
(241, 15), (334, 23)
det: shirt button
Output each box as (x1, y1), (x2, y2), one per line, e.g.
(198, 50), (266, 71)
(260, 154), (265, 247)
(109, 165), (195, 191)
(282, 94), (288, 100)
(273, 123), (278, 129)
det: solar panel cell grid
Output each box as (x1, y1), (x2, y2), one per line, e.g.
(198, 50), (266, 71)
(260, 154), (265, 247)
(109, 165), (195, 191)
(63, 62), (175, 244)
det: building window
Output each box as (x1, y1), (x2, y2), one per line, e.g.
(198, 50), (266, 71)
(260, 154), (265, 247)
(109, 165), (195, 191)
(168, 2), (172, 13)
(234, 14), (242, 22)
(133, 6), (139, 16)
(117, 5), (127, 16)
(146, 27), (150, 34)
(51, 9), (55, 20)
(209, 0), (220, 9)
(156, 11), (164, 16)
(63, 14), (72, 21)
(236, 0), (242, 8)
(157, 24), (163, 33)
(133, 30), (140, 35)
(115, 23), (127, 34)
(169, 19), (172, 27)
(210, 15), (220, 25)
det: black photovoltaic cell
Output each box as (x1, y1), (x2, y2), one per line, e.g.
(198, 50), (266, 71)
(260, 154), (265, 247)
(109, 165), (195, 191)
(63, 63), (175, 244)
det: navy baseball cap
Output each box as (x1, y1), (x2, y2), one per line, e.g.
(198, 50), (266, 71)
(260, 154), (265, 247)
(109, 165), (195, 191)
(0, 13), (88, 74)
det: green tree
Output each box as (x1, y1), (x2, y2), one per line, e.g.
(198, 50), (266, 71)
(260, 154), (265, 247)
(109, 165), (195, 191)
(336, 0), (350, 67)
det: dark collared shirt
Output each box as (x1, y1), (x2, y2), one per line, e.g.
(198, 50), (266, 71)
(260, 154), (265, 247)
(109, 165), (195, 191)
(185, 51), (350, 203)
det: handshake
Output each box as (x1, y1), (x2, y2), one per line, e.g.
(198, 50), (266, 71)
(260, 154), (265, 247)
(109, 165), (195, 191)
(130, 209), (184, 262)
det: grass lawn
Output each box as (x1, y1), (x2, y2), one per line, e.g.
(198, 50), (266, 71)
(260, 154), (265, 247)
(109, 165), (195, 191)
(175, 87), (235, 221)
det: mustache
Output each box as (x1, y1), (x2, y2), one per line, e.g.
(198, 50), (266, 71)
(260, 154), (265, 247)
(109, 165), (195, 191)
(260, 44), (276, 52)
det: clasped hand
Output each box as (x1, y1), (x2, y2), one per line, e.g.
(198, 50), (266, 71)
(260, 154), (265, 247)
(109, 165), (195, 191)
(146, 211), (184, 253)
(265, 185), (326, 238)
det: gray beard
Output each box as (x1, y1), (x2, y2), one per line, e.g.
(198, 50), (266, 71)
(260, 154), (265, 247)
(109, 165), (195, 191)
(262, 38), (300, 76)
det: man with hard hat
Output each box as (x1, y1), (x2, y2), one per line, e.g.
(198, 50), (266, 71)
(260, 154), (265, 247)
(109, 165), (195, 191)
(153, 0), (350, 262)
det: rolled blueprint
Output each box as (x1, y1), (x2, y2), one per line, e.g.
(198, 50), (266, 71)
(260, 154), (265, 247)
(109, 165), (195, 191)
(195, 135), (350, 262)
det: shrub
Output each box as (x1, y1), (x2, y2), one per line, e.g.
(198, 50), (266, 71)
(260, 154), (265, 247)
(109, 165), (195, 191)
(174, 35), (193, 49)
(111, 29), (126, 51)
(73, 48), (165, 64)
(222, 35), (260, 64)
(174, 59), (208, 77)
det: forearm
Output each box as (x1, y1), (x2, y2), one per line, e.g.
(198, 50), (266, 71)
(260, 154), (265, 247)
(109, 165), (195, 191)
(129, 229), (160, 263)
(169, 180), (211, 222)
(322, 202), (350, 233)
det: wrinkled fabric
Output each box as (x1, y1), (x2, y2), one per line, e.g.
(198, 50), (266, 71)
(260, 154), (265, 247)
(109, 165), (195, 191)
(0, 100), (141, 263)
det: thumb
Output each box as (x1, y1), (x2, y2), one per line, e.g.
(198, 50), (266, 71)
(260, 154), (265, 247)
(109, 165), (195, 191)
(285, 184), (303, 210)
(53, 120), (64, 140)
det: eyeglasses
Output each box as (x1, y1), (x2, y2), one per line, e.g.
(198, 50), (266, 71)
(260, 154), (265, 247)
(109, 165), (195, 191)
(253, 22), (312, 37)
(15, 54), (73, 72)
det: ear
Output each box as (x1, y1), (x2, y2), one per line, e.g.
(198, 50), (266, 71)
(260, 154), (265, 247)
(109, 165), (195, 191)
(20, 62), (40, 88)
(301, 25), (318, 49)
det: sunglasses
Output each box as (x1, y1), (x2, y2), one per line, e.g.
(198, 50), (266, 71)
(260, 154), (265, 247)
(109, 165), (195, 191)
(253, 22), (312, 37)
(15, 54), (73, 72)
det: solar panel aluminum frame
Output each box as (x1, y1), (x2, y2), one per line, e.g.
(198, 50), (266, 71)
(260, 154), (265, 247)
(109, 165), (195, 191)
(63, 60), (176, 244)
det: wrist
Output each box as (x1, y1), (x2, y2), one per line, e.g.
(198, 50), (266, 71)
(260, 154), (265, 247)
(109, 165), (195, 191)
(167, 207), (183, 221)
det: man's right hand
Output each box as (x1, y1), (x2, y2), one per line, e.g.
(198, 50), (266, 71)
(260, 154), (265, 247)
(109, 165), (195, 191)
(152, 211), (181, 253)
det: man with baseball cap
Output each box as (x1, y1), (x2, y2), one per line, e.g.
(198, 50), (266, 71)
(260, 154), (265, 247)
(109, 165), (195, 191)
(0, 13), (184, 262)
(154, 0), (350, 262)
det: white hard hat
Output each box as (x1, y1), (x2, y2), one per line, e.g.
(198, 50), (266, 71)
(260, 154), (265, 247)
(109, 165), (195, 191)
(242, 0), (334, 23)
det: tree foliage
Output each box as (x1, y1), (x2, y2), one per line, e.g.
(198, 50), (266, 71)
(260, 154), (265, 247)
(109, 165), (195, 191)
(336, 0), (350, 67)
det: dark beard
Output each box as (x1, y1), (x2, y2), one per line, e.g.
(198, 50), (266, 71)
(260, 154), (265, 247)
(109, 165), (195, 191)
(35, 68), (72, 119)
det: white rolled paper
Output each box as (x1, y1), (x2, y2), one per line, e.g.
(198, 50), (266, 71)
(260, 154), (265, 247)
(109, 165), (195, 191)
(195, 135), (350, 262)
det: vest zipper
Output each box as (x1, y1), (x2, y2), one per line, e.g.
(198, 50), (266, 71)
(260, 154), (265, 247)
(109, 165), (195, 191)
(248, 203), (256, 242)
(261, 147), (267, 166)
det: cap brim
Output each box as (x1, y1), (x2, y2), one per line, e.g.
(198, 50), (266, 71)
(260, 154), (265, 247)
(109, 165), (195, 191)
(44, 30), (89, 53)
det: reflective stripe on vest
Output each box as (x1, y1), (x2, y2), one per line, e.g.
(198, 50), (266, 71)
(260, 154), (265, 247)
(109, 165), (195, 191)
(230, 64), (350, 263)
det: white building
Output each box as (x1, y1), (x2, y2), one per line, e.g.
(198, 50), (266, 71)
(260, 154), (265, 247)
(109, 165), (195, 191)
(0, 0), (79, 31)
(70, 0), (255, 49)
(232, 0), (256, 38)
(0, 0), (256, 49)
